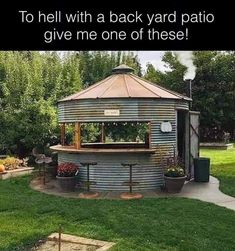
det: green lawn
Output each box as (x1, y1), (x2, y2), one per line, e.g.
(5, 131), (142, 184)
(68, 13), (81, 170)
(1, 176), (235, 251)
(200, 147), (235, 197)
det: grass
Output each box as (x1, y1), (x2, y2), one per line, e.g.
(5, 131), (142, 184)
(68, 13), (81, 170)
(1, 177), (235, 250)
(200, 147), (235, 197)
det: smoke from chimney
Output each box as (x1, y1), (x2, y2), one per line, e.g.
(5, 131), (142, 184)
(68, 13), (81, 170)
(174, 51), (196, 80)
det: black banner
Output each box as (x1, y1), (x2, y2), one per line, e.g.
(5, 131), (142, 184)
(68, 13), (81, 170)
(0, 1), (234, 50)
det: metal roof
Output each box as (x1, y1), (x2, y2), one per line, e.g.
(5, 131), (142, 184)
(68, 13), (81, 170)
(60, 64), (191, 102)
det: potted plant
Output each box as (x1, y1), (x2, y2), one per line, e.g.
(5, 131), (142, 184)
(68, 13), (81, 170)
(164, 157), (186, 193)
(56, 162), (79, 192)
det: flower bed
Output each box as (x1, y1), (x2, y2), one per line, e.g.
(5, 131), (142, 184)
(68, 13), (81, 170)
(0, 156), (33, 180)
(0, 167), (34, 180)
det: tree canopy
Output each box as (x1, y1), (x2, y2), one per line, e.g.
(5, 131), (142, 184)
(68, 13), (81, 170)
(0, 51), (141, 156)
(144, 51), (235, 141)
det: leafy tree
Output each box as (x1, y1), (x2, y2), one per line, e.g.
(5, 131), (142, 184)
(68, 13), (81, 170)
(105, 122), (148, 142)
(144, 63), (162, 84)
(78, 51), (142, 87)
(121, 52), (142, 76)
(193, 51), (235, 140)
(144, 51), (235, 141)
(144, 52), (187, 94)
(59, 52), (82, 99)
(0, 51), (81, 156)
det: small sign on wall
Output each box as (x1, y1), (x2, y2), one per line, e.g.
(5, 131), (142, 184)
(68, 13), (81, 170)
(160, 121), (172, 132)
(104, 109), (120, 116)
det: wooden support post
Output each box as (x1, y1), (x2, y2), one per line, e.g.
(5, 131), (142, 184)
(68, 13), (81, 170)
(74, 122), (81, 149)
(58, 224), (62, 251)
(101, 123), (105, 143)
(61, 123), (65, 146)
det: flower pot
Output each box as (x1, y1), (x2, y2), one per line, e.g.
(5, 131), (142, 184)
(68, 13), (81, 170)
(56, 176), (77, 192)
(164, 175), (186, 193)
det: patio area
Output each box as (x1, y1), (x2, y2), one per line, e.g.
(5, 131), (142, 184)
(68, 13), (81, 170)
(30, 175), (235, 211)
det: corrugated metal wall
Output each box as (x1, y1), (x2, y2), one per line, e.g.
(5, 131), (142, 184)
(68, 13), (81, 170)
(58, 99), (187, 124)
(57, 98), (189, 191)
(58, 152), (165, 191)
(175, 101), (189, 111)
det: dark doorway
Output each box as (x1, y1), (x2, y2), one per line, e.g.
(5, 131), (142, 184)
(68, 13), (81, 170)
(177, 110), (186, 161)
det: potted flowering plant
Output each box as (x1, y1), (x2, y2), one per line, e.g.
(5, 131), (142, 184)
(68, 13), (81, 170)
(56, 162), (79, 192)
(164, 156), (186, 193)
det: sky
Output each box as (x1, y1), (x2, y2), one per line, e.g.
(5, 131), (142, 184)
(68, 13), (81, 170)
(134, 51), (168, 73)
(135, 51), (197, 80)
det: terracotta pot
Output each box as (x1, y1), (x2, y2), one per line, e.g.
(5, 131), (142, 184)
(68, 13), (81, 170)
(164, 176), (186, 193)
(56, 176), (77, 192)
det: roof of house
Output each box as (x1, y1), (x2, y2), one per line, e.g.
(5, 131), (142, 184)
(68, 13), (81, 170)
(60, 64), (191, 102)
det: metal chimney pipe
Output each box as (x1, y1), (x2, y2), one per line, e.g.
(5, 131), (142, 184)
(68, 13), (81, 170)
(185, 79), (192, 109)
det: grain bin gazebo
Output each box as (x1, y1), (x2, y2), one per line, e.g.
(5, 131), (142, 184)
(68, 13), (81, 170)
(51, 64), (199, 191)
